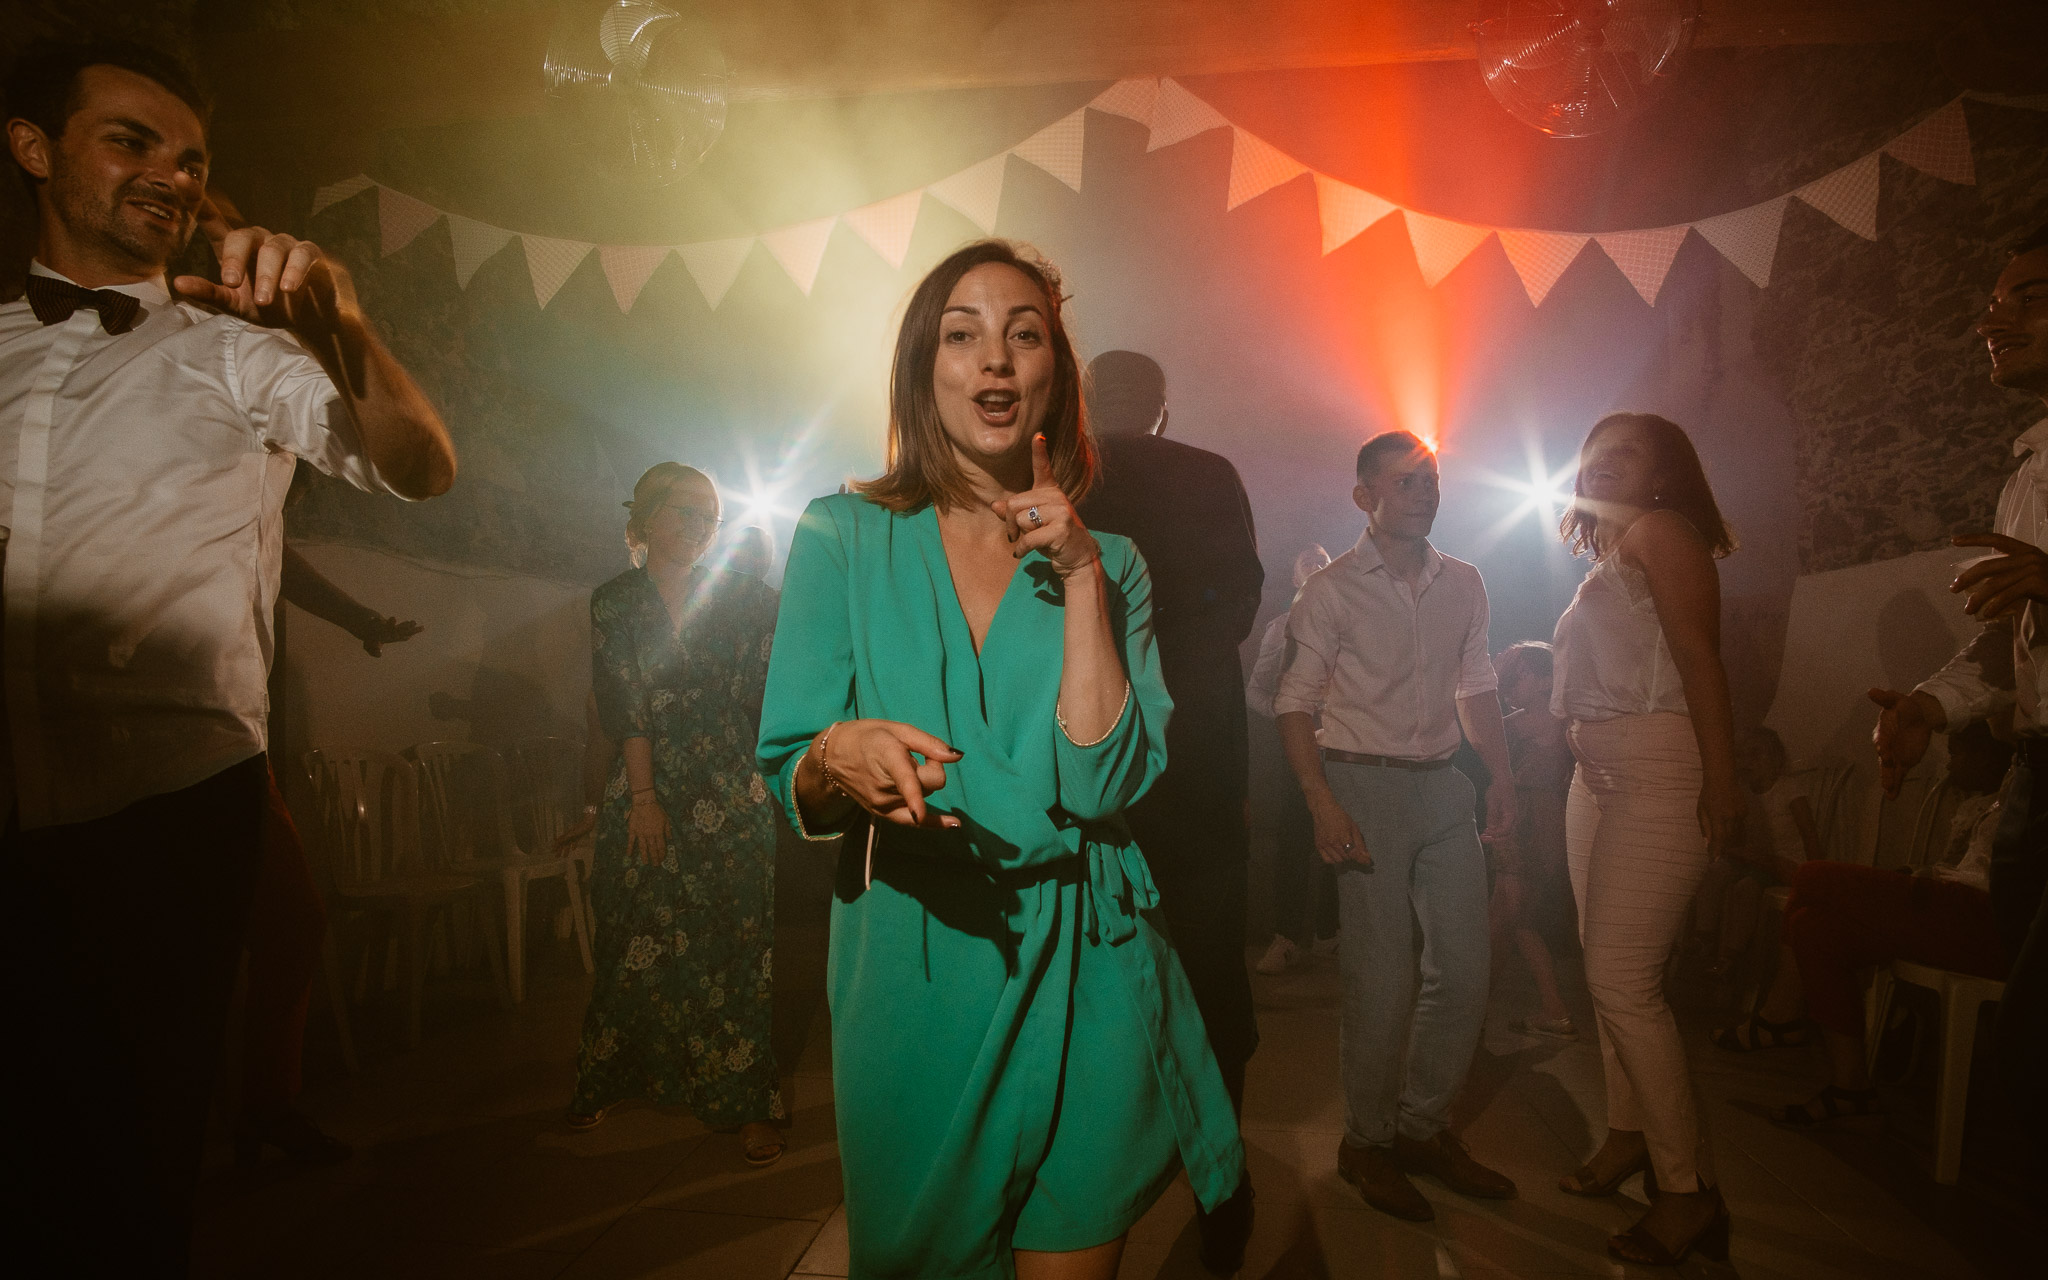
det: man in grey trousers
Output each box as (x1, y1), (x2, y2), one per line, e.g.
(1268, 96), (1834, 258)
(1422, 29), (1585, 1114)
(1273, 430), (1518, 1221)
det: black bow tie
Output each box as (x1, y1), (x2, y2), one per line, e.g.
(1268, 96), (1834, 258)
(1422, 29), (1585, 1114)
(24, 274), (143, 335)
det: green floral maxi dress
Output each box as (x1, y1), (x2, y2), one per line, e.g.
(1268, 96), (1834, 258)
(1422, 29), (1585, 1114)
(571, 565), (784, 1126)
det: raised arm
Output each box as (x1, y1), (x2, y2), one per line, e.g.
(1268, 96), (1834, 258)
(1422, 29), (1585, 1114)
(280, 543), (423, 656)
(1627, 510), (1741, 857)
(175, 199), (455, 499)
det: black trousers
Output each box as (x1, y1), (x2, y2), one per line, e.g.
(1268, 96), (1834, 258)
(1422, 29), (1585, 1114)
(1, 754), (268, 1277)
(1994, 743), (2048, 1144)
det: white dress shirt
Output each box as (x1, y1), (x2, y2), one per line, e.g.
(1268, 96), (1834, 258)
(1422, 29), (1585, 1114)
(1, 262), (394, 829)
(1916, 418), (2048, 737)
(1245, 612), (1287, 719)
(1272, 529), (1497, 760)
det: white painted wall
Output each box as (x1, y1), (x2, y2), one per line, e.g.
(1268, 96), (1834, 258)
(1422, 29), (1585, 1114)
(1765, 547), (1980, 867)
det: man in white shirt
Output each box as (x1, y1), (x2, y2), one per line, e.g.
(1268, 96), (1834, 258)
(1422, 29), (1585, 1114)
(1868, 222), (2048, 1148)
(1273, 431), (1518, 1221)
(1, 40), (455, 1273)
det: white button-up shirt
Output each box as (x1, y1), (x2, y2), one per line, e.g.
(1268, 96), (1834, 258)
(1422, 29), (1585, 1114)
(1, 263), (393, 829)
(1273, 529), (1497, 760)
(1917, 418), (2048, 737)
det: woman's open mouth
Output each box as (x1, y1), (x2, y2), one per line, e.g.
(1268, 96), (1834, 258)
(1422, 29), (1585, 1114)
(972, 390), (1020, 427)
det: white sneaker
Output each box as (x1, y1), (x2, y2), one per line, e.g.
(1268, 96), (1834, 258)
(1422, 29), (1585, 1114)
(1255, 935), (1303, 975)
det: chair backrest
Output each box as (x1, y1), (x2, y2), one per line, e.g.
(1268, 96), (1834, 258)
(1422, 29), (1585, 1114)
(1792, 758), (1862, 863)
(408, 740), (516, 866)
(501, 736), (584, 852)
(302, 750), (425, 890)
(1905, 778), (1961, 872)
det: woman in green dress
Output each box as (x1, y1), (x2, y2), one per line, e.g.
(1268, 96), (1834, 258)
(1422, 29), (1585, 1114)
(569, 462), (785, 1166)
(757, 242), (1246, 1280)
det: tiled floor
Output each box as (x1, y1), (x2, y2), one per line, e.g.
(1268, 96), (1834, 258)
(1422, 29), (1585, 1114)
(196, 890), (2044, 1278)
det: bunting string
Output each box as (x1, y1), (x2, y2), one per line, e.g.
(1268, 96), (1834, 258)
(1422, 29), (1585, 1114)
(309, 86), (2038, 314)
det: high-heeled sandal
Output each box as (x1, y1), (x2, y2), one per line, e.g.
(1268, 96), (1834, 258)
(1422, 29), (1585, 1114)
(1711, 1012), (1808, 1052)
(1608, 1189), (1730, 1266)
(1558, 1147), (1650, 1197)
(1773, 1085), (1882, 1129)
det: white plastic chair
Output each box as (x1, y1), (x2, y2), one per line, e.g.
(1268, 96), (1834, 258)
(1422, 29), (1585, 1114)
(1864, 959), (2006, 1184)
(502, 736), (596, 939)
(303, 750), (509, 1048)
(409, 741), (593, 1003)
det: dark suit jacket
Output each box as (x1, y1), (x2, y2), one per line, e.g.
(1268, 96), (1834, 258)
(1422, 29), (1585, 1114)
(1079, 433), (1264, 859)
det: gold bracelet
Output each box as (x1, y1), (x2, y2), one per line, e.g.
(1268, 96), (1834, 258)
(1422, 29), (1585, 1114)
(790, 724), (846, 843)
(816, 723), (848, 797)
(1057, 681), (1131, 749)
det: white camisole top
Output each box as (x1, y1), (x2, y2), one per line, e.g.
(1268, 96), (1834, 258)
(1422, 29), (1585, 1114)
(1550, 553), (1689, 722)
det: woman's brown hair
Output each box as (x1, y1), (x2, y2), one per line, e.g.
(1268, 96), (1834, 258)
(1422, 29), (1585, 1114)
(1559, 412), (1737, 560)
(854, 240), (1093, 512)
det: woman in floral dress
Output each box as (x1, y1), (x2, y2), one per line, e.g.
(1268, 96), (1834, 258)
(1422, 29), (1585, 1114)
(569, 462), (784, 1165)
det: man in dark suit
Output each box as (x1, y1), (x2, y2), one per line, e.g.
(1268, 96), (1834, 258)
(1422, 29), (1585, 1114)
(1079, 350), (1264, 1273)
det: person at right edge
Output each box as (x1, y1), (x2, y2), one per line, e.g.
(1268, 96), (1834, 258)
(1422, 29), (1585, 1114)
(1871, 221), (2048, 1156)
(1077, 349), (1263, 1274)
(1549, 412), (1740, 1266)
(1273, 431), (1520, 1225)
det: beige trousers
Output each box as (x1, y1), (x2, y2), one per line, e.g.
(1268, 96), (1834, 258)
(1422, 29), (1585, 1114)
(1566, 712), (1716, 1191)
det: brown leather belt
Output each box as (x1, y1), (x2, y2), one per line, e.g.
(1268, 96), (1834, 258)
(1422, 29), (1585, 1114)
(1322, 748), (1454, 771)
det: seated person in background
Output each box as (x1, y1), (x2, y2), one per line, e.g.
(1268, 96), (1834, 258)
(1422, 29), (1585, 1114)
(1725, 723), (2013, 1128)
(1688, 727), (1821, 979)
(1488, 641), (1578, 1039)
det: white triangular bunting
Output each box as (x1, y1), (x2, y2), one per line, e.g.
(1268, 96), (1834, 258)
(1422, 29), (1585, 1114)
(1691, 198), (1789, 288)
(1012, 109), (1087, 191)
(926, 155), (1008, 234)
(1226, 128), (1308, 210)
(1885, 100), (1974, 185)
(519, 234), (593, 308)
(310, 175), (375, 215)
(761, 217), (837, 295)
(447, 216), (515, 287)
(1497, 230), (1590, 306)
(1594, 225), (1692, 305)
(378, 187), (441, 256)
(1089, 78), (1159, 127)
(1403, 210), (1493, 287)
(842, 192), (923, 269)
(1312, 173), (1397, 255)
(1148, 78), (1232, 151)
(1794, 152), (1880, 240)
(599, 245), (671, 313)
(676, 237), (755, 310)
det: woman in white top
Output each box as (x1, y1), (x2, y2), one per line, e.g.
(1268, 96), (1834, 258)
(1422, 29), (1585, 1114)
(1549, 413), (1742, 1266)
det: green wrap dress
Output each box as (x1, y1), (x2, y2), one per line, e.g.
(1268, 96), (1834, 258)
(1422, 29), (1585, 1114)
(757, 494), (1245, 1280)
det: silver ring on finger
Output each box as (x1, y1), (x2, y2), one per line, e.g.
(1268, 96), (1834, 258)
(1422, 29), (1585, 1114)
(1026, 506), (1043, 528)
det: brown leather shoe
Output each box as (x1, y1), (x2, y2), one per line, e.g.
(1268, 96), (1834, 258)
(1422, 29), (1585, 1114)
(1392, 1131), (1518, 1200)
(1337, 1140), (1435, 1221)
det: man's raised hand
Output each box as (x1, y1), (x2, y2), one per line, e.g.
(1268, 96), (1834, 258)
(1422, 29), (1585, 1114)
(172, 198), (364, 381)
(1951, 532), (2048, 621)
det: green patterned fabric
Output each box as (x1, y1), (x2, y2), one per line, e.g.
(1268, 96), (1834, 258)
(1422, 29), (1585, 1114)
(571, 565), (783, 1126)
(757, 494), (1245, 1279)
